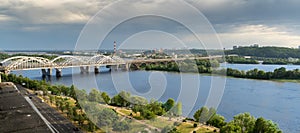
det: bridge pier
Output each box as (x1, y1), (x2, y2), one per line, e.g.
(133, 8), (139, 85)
(94, 66), (99, 74)
(55, 68), (62, 77)
(80, 66), (89, 73)
(41, 68), (52, 77)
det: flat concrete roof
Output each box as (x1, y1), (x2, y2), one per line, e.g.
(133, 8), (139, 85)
(0, 82), (51, 133)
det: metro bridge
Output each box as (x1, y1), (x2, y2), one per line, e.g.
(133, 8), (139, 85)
(0, 55), (222, 77)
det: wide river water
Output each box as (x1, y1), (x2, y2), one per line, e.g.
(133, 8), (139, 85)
(12, 63), (300, 132)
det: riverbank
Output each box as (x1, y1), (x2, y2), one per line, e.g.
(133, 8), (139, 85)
(138, 60), (300, 82)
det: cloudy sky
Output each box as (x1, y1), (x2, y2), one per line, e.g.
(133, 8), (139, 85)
(1, 0), (300, 50)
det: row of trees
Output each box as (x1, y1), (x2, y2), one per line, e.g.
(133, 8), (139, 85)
(226, 56), (259, 64)
(76, 88), (182, 120)
(192, 107), (282, 133)
(0, 53), (58, 61)
(227, 56), (300, 65)
(223, 67), (300, 79)
(226, 46), (300, 58)
(132, 58), (300, 80)
(143, 59), (220, 73)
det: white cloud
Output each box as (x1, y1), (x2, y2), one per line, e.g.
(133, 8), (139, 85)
(219, 25), (300, 48)
(180, 24), (300, 49)
(0, 14), (15, 22)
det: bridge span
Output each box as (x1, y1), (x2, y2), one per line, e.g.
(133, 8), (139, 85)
(0, 55), (222, 77)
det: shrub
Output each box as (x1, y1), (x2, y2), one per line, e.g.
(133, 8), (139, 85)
(194, 123), (198, 128)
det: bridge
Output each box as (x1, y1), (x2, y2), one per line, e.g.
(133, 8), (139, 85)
(0, 55), (222, 77)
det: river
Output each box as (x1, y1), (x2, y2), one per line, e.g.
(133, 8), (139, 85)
(12, 64), (300, 133)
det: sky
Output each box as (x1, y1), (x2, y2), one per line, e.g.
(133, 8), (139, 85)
(1, 0), (300, 50)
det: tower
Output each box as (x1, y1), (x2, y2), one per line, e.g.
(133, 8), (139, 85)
(114, 41), (117, 56)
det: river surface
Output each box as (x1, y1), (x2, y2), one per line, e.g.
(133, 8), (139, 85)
(12, 64), (300, 133)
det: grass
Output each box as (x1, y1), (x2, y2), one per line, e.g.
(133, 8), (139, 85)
(196, 127), (215, 133)
(177, 122), (197, 133)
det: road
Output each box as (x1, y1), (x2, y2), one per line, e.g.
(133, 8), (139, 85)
(17, 84), (82, 133)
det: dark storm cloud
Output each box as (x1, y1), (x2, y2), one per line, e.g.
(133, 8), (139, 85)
(0, 0), (300, 50)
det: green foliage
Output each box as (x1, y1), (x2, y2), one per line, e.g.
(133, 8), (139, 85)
(163, 98), (175, 112)
(97, 108), (119, 127)
(220, 113), (282, 133)
(220, 123), (242, 133)
(147, 100), (165, 116)
(130, 95), (148, 105)
(207, 114), (226, 128)
(101, 92), (111, 104)
(226, 46), (300, 58)
(170, 102), (182, 116)
(262, 58), (290, 65)
(144, 59), (219, 73)
(253, 117), (282, 133)
(194, 123), (198, 127)
(226, 56), (259, 64)
(111, 91), (131, 107)
(88, 88), (104, 103)
(193, 107), (216, 123)
(224, 67), (300, 80)
(112, 121), (130, 131)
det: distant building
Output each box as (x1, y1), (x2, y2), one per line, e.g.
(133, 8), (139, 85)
(298, 46), (300, 49)
(252, 44), (259, 48)
(233, 46), (238, 49)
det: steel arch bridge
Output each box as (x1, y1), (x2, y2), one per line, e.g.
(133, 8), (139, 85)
(0, 55), (126, 74)
(0, 54), (223, 77)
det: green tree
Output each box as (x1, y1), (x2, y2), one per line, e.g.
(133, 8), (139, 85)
(163, 98), (175, 112)
(111, 91), (131, 107)
(193, 107), (210, 123)
(97, 108), (119, 127)
(220, 123), (242, 133)
(75, 89), (88, 101)
(88, 88), (103, 103)
(224, 112), (255, 133)
(207, 114), (226, 128)
(101, 92), (111, 104)
(130, 95), (148, 105)
(170, 102), (182, 116)
(69, 85), (76, 98)
(147, 100), (165, 116)
(253, 117), (282, 133)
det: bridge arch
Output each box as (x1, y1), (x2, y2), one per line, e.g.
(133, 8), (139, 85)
(89, 55), (117, 65)
(51, 55), (86, 67)
(4, 56), (54, 71)
(1, 56), (29, 64)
